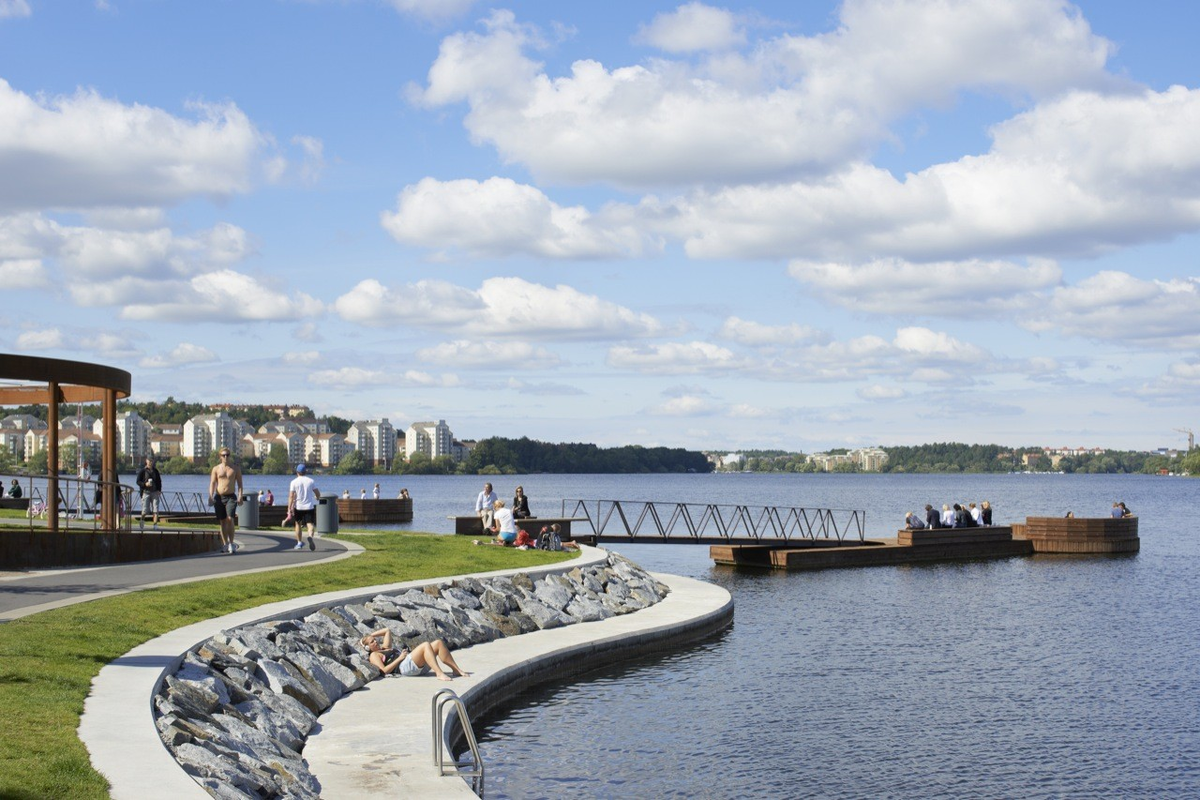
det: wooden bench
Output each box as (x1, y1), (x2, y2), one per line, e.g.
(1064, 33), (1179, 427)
(448, 515), (588, 540)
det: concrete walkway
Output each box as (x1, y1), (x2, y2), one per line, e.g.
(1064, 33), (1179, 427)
(0, 528), (360, 622)
(79, 547), (733, 799)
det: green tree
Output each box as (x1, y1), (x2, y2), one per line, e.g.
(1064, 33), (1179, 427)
(334, 450), (368, 475)
(26, 450), (48, 475)
(0, 445), (15, 472)
(159, 456), (197, 475)
(262, 444), (290, 475)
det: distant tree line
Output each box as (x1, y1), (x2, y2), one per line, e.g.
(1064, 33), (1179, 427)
(462, 437), (713, 474)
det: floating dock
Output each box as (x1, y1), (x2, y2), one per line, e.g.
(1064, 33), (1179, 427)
(711, 518), (1138, 570)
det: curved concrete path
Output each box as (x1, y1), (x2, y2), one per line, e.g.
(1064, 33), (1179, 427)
(0, 529), (360, 622)
(79, 547), (733, 799)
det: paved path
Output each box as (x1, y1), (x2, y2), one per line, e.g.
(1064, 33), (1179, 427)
(0, 529), (361, 622)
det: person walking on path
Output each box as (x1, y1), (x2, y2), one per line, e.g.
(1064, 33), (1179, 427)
(208, 448), (243, 555)
(475, 482), (497, 535)
(288, 463), (320, 551)
(136, 456), (163, 529)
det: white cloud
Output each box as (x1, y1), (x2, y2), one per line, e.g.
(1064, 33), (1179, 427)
(381, 177), (654, 258)
(386, 0), (476, 23)
(335, 275), (664, 340)
(414, 2), (1113, 188)
(415, 340), (561, 369)
(858, 384), (908, 400)
(0, 0), (30, 19)
(788, 258), (1062, 316)
(649, 394), (717, 416)
(283, 351), (320, 365)
(290, 135), (325, 184)
(309, 367), (390, 388)
(607, 341), (745, 374)
(0, 80), (272, 213)
(1039, 271), (1200, 349)
(115, 270), (323, 322)
(507, 378), (586, 396)
(16, 327), (63, 349)
(0, 258), (47, 288)
(717, 316), (826, 347)
(894, 326), (987, 361)
(634, 3), (745, 53)
(139, 343), (217, 369)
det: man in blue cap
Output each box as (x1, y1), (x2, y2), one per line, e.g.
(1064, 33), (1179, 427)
(288, 462), (321, 551)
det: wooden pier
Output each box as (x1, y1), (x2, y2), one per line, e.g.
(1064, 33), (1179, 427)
(711, 517), (1138, 570)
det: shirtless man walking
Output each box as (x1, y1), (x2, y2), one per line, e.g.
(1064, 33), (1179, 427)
(208, 447), (244, 554)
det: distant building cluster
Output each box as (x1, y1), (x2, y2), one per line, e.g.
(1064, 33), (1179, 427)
(808, 447), (889, 472)
(0, 411), (473, 469)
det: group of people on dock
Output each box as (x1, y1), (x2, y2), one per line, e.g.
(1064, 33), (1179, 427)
(905, 501), (993, 530)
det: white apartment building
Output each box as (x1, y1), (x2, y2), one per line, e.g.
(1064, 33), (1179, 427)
(306, 433), (349, 467)
(182, 412), (238, 462)
(347, 419), (396, 467)
(852, 447), (889, 471)
(405, 419), (454, 461)
(92, 410), (152, 460)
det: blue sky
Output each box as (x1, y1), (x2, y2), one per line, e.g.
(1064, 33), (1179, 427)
(2, 0), (1198, 452)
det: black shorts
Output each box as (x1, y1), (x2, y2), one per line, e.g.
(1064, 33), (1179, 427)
(214, 494), (238, 521)
(294, 507), (316, 526)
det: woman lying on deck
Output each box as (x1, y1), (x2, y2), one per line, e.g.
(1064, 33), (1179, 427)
(359, 628), (470, 681)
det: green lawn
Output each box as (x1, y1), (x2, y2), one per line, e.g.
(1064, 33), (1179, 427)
(0, 531), (574, 799)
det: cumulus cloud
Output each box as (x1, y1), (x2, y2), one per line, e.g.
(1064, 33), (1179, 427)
(309, 367), (392, 388)
(140, 343), (218, 369)
(1038, 271), (1200, 349)
(283, 351), (320, 365)
(16, 327), (63, 349)
(788, 258), (1062, 316)
(858, 384), (908, 400)
(717, 316), (827, 347)
(381, 177), (655, 259)
(1137, 359), (1200, 400)
(0, 80), (273, 213)
(634, 3), (745, 53)
(413, 2), (1113, 188)
(0, 258), (47, 288)
(648, 394), (718, 416)
(0, 0), (30, 19)
(607, 341), (746, 374)
(335, 275), (664, 340)
(114, 270), (323, 322)
(416, 340), (561, 369)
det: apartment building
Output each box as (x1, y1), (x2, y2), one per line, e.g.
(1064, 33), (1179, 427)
(182, 412), (238, 462)
(347, 419), (396, 467)
(405, 419), (454, 461)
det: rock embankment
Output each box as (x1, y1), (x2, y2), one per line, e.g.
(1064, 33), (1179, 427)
(153, 552), (668, 799)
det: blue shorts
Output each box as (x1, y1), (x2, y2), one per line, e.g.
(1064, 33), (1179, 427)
(499, 530), (516, 544)
(398, 655), (429, 677)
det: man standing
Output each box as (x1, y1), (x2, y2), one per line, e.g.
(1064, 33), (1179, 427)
(288, 463), (320, 551)
(475, 482), (497, 535)
(208, 448), (243, 554)
(136, 456), (163, 530)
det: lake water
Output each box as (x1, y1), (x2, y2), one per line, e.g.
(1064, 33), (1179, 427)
(120, 471), (1200, 796)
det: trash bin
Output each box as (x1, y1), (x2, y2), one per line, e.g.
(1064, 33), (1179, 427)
(316, 497), (339, 534)
(237, 492), (259, 530)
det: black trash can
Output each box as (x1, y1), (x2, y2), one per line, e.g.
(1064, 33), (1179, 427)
(237, 492), (259, 530)
(316, 497), (339, 534)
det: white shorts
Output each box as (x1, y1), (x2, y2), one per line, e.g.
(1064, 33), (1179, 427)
(398, 655), (429, 677)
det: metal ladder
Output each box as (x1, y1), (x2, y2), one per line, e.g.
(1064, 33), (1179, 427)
(432, 688), (485, 797)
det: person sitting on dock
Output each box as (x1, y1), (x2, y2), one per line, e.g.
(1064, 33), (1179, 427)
(904, 511), (925, 530)
(925, 504), (942, 529)
(1110, 502), (1123, 518)
(980, 500), (993, 526)
(359, 628), (470, 681)
(512, 485), (532, 519)
(8, 478), (22, 499)
(969, 502), (981, 525)
(941, 504), (954, 527)
(1119, 501), (1133, 517)
(398, 488), (410, 500)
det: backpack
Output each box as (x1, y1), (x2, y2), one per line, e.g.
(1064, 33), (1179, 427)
(537, 528), (563, 551)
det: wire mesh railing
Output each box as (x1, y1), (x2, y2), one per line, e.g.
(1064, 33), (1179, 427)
(561, 498), (866, 544)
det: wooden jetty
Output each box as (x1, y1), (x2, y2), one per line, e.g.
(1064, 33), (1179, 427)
(711, 517), (1138, 570)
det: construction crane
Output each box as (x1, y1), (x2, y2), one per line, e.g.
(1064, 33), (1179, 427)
(1175, 427), (1195, 451)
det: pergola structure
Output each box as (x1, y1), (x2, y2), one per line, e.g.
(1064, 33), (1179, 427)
(0, 354), (131, 532)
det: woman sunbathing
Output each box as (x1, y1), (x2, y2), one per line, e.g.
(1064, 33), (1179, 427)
(359, 628), (470, 681)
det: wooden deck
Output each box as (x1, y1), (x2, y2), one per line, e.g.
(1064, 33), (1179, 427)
(712, 518), (1139, 569)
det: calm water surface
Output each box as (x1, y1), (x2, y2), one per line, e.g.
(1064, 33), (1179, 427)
(119, 471), (1200, 796)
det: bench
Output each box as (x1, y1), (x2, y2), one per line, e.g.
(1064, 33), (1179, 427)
(448, 515), (588, 540)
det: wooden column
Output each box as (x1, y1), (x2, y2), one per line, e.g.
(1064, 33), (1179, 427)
(47, 383), (59, 534)
(101, 387), (117, 530)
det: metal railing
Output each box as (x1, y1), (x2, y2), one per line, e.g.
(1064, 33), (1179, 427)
(432, 688), (484, 797)
(562, 498), (867, 544)
(0, 471), (136, 533)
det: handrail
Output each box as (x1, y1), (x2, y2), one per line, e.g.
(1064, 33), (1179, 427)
(432, 688), (484, 797)
(561, 498), (867, 543)
(0, 471), (135, 533)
